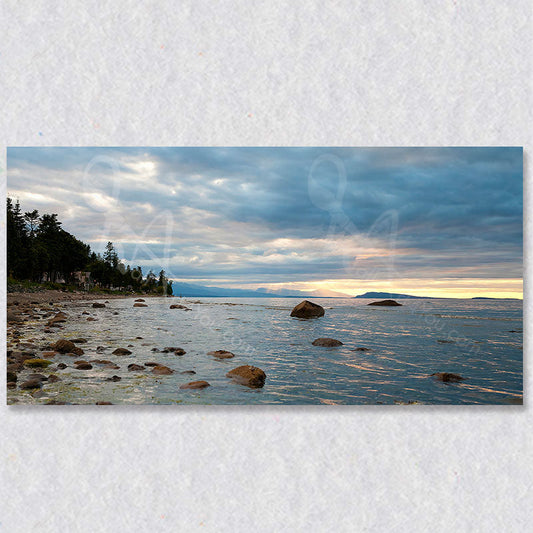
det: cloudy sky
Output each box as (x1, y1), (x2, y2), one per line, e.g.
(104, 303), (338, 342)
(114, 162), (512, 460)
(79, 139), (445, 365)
(7, 147), (523, 298)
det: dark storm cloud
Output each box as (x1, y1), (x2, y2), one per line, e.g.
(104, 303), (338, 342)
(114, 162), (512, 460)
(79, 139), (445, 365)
(7, 147), (523, 284)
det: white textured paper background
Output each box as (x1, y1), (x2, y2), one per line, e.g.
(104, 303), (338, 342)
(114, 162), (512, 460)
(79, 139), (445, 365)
(1, 2), (531, 531)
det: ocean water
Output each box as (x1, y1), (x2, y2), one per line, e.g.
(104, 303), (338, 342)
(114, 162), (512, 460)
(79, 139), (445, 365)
(8, 297), (523, 405)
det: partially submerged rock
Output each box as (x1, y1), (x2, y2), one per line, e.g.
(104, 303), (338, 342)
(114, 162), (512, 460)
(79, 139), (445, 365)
(27, 373), (47, 381)
(226, 365), (266, 388)
(20, 379), (43, 390)
(128, 363), (145, 371)
(208, 350), (235, 359)
(112, 348), (132, 356)
(47, 312), (67, 326)
(368, 300), (402, 306)
(74, 362), (93, 370)
(134, 298), (145, 302)
(170, 304), (190, 310)
(133, 303), (148, 308)
(431, 372), (465, 383)
(312, 338), (343, 347)
(152, 365), (174, 375)
(162, 347), (186, 355)
(53, 339), (76, 353)
(290, 300), (325, 318)
(180, 380), (210, 390)
(92, 302), (106, 308)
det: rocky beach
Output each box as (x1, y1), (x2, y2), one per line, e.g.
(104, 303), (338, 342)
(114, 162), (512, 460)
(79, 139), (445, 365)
(7, 291), (271, 405)
(6, 294), (523, 405)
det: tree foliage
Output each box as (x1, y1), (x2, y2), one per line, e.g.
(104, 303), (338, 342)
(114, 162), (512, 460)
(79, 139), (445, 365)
(7, 198), (172, 294)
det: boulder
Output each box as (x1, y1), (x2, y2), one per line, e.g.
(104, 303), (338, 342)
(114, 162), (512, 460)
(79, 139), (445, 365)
(152, 365), (174, 375)
(47, 312), (67, 326)
(134, 298), (145, 302)
(7, 382), (17, 389)
(74, 362), (93, 370)
(290, 300), (325, 318)
(57, 363), (67, 369)
(144, 362), (159, 367)
(353, 347), (371, 352)
(181, 370), (196, 375)
(312, 338), (343, 347)
(133, 303), (148, 308)
(128, 364), (145, 371)
(112, 348), (132, 356)
(7, 371), (18, 383)
(7, 363), (23, 373)
(41, 351), (57, 358)
(368, 300), (402, 306)
(71, 347), (85, 356)
(86, 317), (97, 321)
(92, 302), (106, 308)
(226, 365), (266, 388)
(106, 375), (122, 382)
(20, 379), (43, 390)
(170, 304), (189, 310)
(430, 372), (465, 383)
(180, 380), (210, 390)
(53, 339), (76, 353)
(162, 347), (186, 355)
(208, 350), (235, 359)
(27, 373), (47, 381)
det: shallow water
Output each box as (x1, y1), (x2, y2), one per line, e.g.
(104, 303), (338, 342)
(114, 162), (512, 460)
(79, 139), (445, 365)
(8, 297), (523, 405)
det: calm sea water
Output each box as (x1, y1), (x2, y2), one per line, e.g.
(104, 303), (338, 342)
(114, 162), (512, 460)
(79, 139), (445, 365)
(9, 297), (523, 405)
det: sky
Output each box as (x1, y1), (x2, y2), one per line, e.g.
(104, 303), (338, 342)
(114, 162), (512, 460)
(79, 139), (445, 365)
(7, 147), (523, 298)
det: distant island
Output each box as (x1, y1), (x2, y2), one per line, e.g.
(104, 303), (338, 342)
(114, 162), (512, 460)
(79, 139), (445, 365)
(353, 291), (431, 299)
(471, 297), (521, 300)
(169, 282), (351, 298)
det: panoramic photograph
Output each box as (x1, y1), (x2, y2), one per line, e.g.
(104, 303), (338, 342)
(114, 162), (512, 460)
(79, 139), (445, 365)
(6, 147), (523, 405)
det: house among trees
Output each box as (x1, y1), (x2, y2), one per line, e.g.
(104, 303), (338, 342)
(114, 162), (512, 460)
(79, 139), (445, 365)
(73, 271), (93, 290)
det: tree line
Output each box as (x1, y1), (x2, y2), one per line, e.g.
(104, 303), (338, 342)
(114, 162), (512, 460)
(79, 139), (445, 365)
(7, 198), (172, 295)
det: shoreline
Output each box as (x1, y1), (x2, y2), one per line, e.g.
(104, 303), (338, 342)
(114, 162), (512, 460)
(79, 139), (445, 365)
(7, 290), (170, 307)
